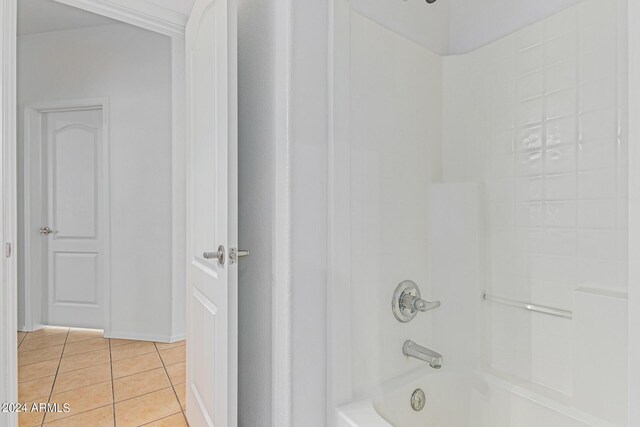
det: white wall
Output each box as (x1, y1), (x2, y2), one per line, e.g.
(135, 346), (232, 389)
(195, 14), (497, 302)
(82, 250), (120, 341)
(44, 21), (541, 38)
(349, 0), (450, 55)
(290, 0), (329, 425)
(17, 23), (180, 341)
(237, 0), (276, 424)
(146, 0), (194, 16)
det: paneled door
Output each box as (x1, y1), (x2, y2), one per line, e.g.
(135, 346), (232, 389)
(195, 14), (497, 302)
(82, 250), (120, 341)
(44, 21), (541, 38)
(44, 108), (104, 329)
(185, 0), (238, 426)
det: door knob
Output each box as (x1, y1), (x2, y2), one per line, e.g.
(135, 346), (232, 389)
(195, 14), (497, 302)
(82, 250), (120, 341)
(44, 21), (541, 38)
(203, 245), (225, 265)
(40, 226), (53, 235)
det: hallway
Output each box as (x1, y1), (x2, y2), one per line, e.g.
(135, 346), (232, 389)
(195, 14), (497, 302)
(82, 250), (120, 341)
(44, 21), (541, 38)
(17, 327), (186, 426)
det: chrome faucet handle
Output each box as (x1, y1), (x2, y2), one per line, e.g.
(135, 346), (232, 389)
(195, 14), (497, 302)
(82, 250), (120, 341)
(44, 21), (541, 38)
(392, 280), (440, 322)
(406, 295), (441, 312)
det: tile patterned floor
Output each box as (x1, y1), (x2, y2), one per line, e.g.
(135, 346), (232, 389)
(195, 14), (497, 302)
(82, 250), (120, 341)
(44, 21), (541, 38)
(17, 327), (187, 426)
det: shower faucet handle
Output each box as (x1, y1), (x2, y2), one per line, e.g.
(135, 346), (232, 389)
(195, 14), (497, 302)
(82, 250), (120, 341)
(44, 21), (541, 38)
(392, 280), (440, 322)
(402, 294), (441, 312)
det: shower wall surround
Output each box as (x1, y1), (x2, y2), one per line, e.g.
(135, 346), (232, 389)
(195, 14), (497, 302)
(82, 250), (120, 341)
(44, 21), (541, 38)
(442, 0), (627, 422)
(337, 0), (628, 425)
(348, 11), (442, 396)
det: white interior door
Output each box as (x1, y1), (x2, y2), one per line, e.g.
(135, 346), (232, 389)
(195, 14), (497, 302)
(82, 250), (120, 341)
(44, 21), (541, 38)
(185, 0), (238, 425)
(44, 108), (104, 329)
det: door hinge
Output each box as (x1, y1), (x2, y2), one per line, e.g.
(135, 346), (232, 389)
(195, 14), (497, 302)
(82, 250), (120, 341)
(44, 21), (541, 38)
(5, 243), (12, 258)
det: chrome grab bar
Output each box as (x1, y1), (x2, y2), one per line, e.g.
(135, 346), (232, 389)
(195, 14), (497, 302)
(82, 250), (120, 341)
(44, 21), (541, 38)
(481, 291), (572, 319)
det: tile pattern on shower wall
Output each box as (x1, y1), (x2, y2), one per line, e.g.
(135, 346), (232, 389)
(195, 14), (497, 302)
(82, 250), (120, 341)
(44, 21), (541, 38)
(445, 0), (627, 394)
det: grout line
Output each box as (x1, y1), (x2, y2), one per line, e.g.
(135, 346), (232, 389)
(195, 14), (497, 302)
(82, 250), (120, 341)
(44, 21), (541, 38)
(41, 328), (70, 427)
(114, 385), (177, 405)
(18, 341), (67, 353)
(17, 332), (29, 348)
(155, 342), (184, 413)
(138, 410), (185, 426)
(20, 332), (185, 426)
(109, 339), (116, 427)
(44, 403), (114, 425)
(112, 365), (162, 382)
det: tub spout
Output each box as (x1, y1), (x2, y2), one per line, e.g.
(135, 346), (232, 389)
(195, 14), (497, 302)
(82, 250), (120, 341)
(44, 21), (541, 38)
(402, 340), (442, 369)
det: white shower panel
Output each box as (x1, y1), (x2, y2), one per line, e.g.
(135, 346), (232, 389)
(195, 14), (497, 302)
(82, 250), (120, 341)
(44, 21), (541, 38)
(348, 11), (442, 395)
(442, 0), (627, 417)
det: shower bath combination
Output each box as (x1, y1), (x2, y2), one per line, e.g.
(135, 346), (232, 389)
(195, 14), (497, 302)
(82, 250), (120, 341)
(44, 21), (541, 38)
(332, 0), (630, 426)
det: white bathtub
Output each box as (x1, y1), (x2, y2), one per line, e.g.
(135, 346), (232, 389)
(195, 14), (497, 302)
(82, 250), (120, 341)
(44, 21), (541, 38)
(337, 370), (621, 427)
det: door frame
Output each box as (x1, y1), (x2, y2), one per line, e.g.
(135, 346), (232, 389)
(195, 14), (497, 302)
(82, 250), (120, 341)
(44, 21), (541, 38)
(1, 1), (297, 426)
(0, 1), (188, 425)
(22, 99), (110, 333)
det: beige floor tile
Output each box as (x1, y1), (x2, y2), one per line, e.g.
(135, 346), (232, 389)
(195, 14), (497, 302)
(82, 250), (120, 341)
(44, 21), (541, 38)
(24, 327), (68, 340)
(165, 361), (185, 386)
(46, 380), (113, 422)
(112, 351), (163, 379)
(110, 338), (139, 348)
(155, 340), (185, 351)
(52, 362), (111, 394)
(58, 348), (110, 373)
(175, 382), (186, 410)
(143, 412), (188, 427)
(63, 337), (109, 356)
(66, 328), (104, 344)
(18, 376), (55, 401)
(43, 404), (113, 427)
(17, 331), (27, 346)
(18, 396), (49, 427)
(18, 358), (59, 383)
(110, 341), (156, 361)
(159, 345), (185, 366)
(18, 345), (63, 366)
(19, 334), (67, 352)
(113, 367), (171, 402)
(115, 387), (181, 427)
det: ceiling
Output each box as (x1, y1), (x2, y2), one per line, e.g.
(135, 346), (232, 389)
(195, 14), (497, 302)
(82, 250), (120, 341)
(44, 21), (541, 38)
(449, 0), (583, 54)
(18, 0), (119, 36)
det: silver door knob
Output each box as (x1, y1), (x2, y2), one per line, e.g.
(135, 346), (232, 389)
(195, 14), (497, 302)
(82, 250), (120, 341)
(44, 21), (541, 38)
(203, 245), (225, 265)
(40, 226), (53, 235)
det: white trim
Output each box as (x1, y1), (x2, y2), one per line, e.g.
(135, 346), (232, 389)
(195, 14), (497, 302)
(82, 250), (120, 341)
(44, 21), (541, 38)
(0, 0), (17, 425)
(272, 0), (293, 426)
(170, 33), (187, 341)
(108, 330), (185, 343)
(327, 1), (353, 423)
(22, 98), (111, 335)
(628, 0), (640, 421)
(52, 0), (187, 36)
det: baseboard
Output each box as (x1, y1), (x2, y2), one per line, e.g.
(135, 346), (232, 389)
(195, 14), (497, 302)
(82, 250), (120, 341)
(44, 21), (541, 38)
(107, 330), (185, 343)
(169, 332), (186, 342)
(18, 323), (45, 332)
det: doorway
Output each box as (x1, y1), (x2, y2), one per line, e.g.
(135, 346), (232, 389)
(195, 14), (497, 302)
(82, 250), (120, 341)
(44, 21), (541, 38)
(13, 0), (188, 425)
(23, 102), (108, 331)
